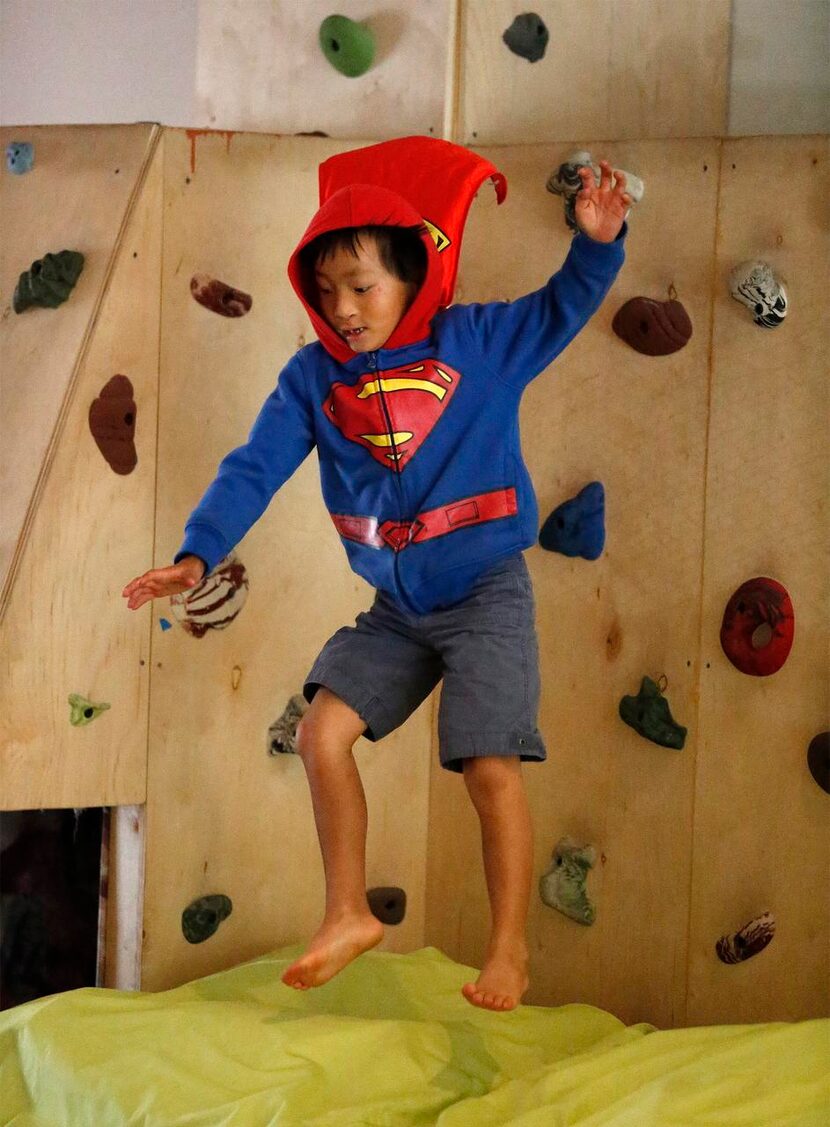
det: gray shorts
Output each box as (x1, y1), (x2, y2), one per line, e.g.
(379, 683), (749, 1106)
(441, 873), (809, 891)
(303, 553), (546, 774)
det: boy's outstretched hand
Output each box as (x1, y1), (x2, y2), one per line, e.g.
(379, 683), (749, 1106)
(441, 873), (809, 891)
(122, 555), (206, 611)
(574, 159), (631, 243)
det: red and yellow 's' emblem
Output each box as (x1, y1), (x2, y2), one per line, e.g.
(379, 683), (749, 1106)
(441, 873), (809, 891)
(323, 359), (461, 470)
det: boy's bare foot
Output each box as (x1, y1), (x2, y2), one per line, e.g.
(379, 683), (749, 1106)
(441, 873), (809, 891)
(281, 911), (384, 990)
(462, 947), (529, 1012)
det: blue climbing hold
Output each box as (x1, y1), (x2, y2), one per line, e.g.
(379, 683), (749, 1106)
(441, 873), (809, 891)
(539, 481), (605, 559)
(6, 142), (34, 175)
(159, 618), (172, 631)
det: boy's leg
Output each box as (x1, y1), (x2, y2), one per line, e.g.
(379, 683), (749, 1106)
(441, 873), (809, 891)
(281, 687), (384, 990)
(461, 755), (533, 1011)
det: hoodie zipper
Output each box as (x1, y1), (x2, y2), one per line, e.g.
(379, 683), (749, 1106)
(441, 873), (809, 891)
(367, 350), (410, 602)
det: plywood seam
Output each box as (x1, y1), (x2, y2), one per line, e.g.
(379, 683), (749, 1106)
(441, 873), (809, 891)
(442, 0), (461, 142)
(0, 124), (163, 623)
(682, 137), (726, 1023)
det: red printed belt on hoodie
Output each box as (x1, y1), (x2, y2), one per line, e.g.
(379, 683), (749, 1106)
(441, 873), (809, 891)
(331, 487), (518, 552)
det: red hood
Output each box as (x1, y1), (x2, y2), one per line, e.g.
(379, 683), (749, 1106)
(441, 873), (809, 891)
(288, 183), (444, 363)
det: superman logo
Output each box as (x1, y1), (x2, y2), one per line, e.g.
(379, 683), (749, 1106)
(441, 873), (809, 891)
(323, 359), (461, 471)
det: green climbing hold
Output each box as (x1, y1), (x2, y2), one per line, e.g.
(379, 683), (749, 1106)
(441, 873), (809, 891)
(68, 693), (111, 727)
(319, 14), (375, 77)
(182, 894), (233, 944)
(14, 249), (84, 313)
(539, 838), (597, 925)
(619, 676), (687, 749)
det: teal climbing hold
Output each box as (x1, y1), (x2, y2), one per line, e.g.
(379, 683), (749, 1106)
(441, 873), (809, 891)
(319, 14), (375, 77)
(619, 676), (687, 749)
(539, 838), (597, 925)
(68, 693), (111, 727)
(6, 141), (34, 174)
(14, 249), (84, 313)
(182, 894), (233, 944)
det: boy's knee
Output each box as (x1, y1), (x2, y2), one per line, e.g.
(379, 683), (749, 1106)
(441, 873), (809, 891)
(295, 689), (366, 760)
(462, 755), (522, 796)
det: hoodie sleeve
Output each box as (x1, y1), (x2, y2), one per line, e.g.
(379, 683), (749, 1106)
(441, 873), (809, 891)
(173, 352), (316, 573)
(457, 224), (627, 392)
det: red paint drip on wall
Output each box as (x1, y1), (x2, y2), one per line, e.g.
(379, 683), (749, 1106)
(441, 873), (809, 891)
(184, 129), (238, 175)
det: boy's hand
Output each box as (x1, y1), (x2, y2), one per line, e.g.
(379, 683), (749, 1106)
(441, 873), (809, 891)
(122, 555), (206, 611)
(574, 159), (631, 243)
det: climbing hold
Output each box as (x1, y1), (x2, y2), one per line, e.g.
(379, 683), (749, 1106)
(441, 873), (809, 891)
(168, 552), (249, 637)
(159, 618), (172, 631)
(720, 577), (794, 676)
(547, 150), (644, 231)
(367, 886), (406, 925)
(68, 693), (111, 727)
(612, 295), (693, 356)
(267, 694), (308, 755)
(88, 375), (137, 474)
(190, 273), (252, 317)
(729, 260), (787, 327)
(807, 732), (829, 795)
(6, 141), (34, 174)
(539, 838), (597, 925)
(619, 676), (687, 749)
(716, 911), (775, 964)
(502, 13), (549, 62)
(319, 14), (375, 77)
(182, 894), (232, 944)
(539, 481), (605, 559)
(13, 249), (84, 314)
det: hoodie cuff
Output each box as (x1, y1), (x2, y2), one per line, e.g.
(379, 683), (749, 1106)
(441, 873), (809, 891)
(571, 220), (627, 270)
(173, 523), (229, 575)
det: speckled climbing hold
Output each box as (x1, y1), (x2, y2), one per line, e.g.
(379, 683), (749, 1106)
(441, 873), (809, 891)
(720, 577), (794, 677)
(6, 141), (34, 174)
(716, 911), (775, 964)
(367, 886), (406, 925)
(502, 13), (549, 62)
(612, 295), (693, 356)
(182, 894), (232, 944)
(807, 732), (829, 795)
(319, 14), (375, 77)
(547, 150), (644, 231)
(169, 552), (249, 637)
(729, 260), (787, 327)
(13, 249), (84, 313)
(539, 838), (597, 925)
(88, 375), (137, 474)
(539, 481), (605, 559)
(190, 273), (252, 317)
(68, 693), (111, 727)
(619, 676), (687, 750)
(267, 694), (308, 756)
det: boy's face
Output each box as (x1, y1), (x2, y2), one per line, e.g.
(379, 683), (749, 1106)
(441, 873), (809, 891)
(314, 235), (415, 353)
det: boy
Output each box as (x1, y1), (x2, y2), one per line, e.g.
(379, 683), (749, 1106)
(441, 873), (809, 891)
(123, 142), (630, 1011)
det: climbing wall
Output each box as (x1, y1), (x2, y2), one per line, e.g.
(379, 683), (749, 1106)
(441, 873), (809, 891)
(140, 129), (436, 990)
(425, 137), (829, 1026)
(0, 124), (161, 809)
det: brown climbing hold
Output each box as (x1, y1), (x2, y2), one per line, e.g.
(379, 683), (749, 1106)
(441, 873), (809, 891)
(190, 273), (252, 317)
(612, 296), (693, 356)
(716, 911), (775, 964)
(367, 886), (406, 925)
(88, 375), (137, 474)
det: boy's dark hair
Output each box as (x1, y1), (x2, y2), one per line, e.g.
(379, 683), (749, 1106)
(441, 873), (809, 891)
(299, 224), (428, 295)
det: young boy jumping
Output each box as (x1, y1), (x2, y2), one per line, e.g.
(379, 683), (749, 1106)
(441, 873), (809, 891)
(123, 139), (630, 1011)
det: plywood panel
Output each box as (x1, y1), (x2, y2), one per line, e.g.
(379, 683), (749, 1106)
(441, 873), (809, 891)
(195, 0), (450, 139)
(142, 130), (436, 990)
(0, 124), (159, 610)
(426, 139), (719, 1026)
(687, 136), (829, 1024)
(458, 0), (729, 145)
(0, 132), (161, 809)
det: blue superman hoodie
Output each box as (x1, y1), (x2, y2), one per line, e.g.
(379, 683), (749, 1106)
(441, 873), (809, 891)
(175, 182), (626, 614)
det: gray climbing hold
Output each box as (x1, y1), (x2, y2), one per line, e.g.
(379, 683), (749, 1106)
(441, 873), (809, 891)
(267, 694), (308, 756)
(502, 13), (549, 62)
(13, 250), (85, 313)
(367, 886), (406, 925)
(182, 894), (233, 944)
(619, 676), (687, 750)
(716, 911), (775, 964)
(6, 141), (34, 174)
(729, 260), (788, 328)
(539, 837), (597, 925)
(68, 693), (111, 727)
